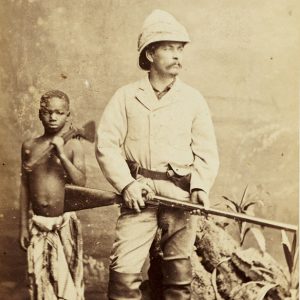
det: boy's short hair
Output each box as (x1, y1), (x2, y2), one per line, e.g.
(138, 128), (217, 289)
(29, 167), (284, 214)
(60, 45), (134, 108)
(40, 90), (70, 108)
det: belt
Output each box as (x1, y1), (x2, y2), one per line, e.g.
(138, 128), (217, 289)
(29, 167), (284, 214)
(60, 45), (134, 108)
(126, 160), (190, 192)
(126, 160), (174, 180)
(137, 167), (173, 181)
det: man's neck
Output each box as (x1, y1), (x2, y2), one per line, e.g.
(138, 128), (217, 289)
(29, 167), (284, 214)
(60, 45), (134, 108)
(148, 71), (177, 92)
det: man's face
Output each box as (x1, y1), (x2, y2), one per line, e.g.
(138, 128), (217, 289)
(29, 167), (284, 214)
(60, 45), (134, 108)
(148, 41), (185, 76)
(39, 97), (69, 134)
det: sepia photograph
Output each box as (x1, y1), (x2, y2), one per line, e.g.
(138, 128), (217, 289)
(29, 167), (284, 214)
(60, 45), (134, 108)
(0, 0), (299, 299)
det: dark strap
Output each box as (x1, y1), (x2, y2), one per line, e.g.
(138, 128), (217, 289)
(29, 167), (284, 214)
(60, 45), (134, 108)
(138, 167), (191, 192)
(126, 160), (190, 192)
(138, 167), (170, 181)
(126, 160), (171, 180)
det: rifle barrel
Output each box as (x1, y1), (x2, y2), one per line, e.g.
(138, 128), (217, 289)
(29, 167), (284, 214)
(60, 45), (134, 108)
(64, 185), (298, 233)
(150, 195), (298, 233)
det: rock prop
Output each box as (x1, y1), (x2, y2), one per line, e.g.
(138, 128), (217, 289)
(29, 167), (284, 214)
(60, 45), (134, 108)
(142, 217), (294, 300)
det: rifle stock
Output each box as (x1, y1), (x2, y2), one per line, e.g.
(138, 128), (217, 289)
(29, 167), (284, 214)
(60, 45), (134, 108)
(64, 185), (123, 211)
(64, 185), (298, 233)
(77, 121), (96, 143)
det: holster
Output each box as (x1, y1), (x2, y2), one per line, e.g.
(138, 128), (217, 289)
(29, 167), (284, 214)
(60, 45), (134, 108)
(167, 163), (191, 193)
(126, 160), (191, 192)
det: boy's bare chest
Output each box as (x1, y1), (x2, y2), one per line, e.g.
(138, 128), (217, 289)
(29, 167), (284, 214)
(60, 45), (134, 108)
(26, 140), (72, 168)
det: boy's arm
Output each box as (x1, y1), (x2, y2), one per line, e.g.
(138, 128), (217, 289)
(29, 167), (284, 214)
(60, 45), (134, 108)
(19, 143), (30, 250)
(52, 137), (86, 186)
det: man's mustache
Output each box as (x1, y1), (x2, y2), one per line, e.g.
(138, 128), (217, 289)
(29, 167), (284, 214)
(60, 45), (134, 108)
(167, 63), (182, 69)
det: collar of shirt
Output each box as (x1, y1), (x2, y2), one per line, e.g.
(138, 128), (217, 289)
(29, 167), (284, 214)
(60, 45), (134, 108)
(151, 78), (176, 100)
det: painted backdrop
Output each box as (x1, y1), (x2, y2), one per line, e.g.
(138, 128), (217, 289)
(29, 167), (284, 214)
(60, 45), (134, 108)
(0, 0), (299, 298)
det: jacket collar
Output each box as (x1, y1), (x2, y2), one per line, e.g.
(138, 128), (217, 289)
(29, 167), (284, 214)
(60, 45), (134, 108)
(135, 75), (182, 111)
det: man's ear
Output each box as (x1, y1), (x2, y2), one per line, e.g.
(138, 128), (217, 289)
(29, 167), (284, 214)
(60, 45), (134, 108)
(38, 109), (42, 120)
(67, 111), (70, 117)
(145, 50), (154, 64)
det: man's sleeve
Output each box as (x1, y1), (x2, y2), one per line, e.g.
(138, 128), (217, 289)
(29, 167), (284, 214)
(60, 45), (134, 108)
(95, 88), (135, 193)
(190, 94), (219, 194)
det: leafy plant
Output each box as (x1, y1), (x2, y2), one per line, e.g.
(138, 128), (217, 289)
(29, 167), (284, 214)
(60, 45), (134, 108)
(281, 230), (299, 299)
(222, 184), (265, 251)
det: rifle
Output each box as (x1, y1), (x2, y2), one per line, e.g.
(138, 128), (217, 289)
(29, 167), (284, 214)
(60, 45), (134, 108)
(64, 185), (298, 233)
(23, 121), (96, 171)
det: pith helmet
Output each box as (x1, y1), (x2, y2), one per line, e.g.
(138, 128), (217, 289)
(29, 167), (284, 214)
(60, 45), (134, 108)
(138, 9), (190, 70)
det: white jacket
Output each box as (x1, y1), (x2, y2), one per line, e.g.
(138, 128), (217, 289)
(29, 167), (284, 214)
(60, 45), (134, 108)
(96, 76), (219, 194)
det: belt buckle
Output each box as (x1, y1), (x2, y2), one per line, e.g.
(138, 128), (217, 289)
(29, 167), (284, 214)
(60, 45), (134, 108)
(166, 170), (174, 178)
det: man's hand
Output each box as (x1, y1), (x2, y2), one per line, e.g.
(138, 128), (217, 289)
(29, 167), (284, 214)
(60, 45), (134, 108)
(190, 189), (209, 215)
(122, 180), (155, 213)
(20, 227), (30, 251)
(51, 136), (65, 158)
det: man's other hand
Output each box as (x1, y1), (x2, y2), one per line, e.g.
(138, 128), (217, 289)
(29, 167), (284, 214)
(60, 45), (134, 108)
(122, 180), (154, 213)
(190, 189), (209, 215)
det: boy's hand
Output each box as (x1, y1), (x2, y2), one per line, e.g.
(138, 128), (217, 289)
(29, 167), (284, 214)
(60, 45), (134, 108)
(51, 136), (65, 158)
(20, 228), (30, 251)
(122, 180), (155, 213)
(190, 189), (209, 215)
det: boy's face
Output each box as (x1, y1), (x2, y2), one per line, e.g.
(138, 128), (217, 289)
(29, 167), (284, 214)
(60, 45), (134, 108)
(147, 41), (185, 76)
(39, 97), (70, 134)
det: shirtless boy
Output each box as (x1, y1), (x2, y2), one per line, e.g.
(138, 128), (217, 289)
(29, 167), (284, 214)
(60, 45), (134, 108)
(19, 90), (86, 300)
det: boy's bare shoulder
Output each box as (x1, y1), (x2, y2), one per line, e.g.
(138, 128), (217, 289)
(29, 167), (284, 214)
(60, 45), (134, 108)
(21, 137), (35, 152)
(22, 136), (42, 151)
(21, 137), (38, 163)
(65, 138), (84, 151)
